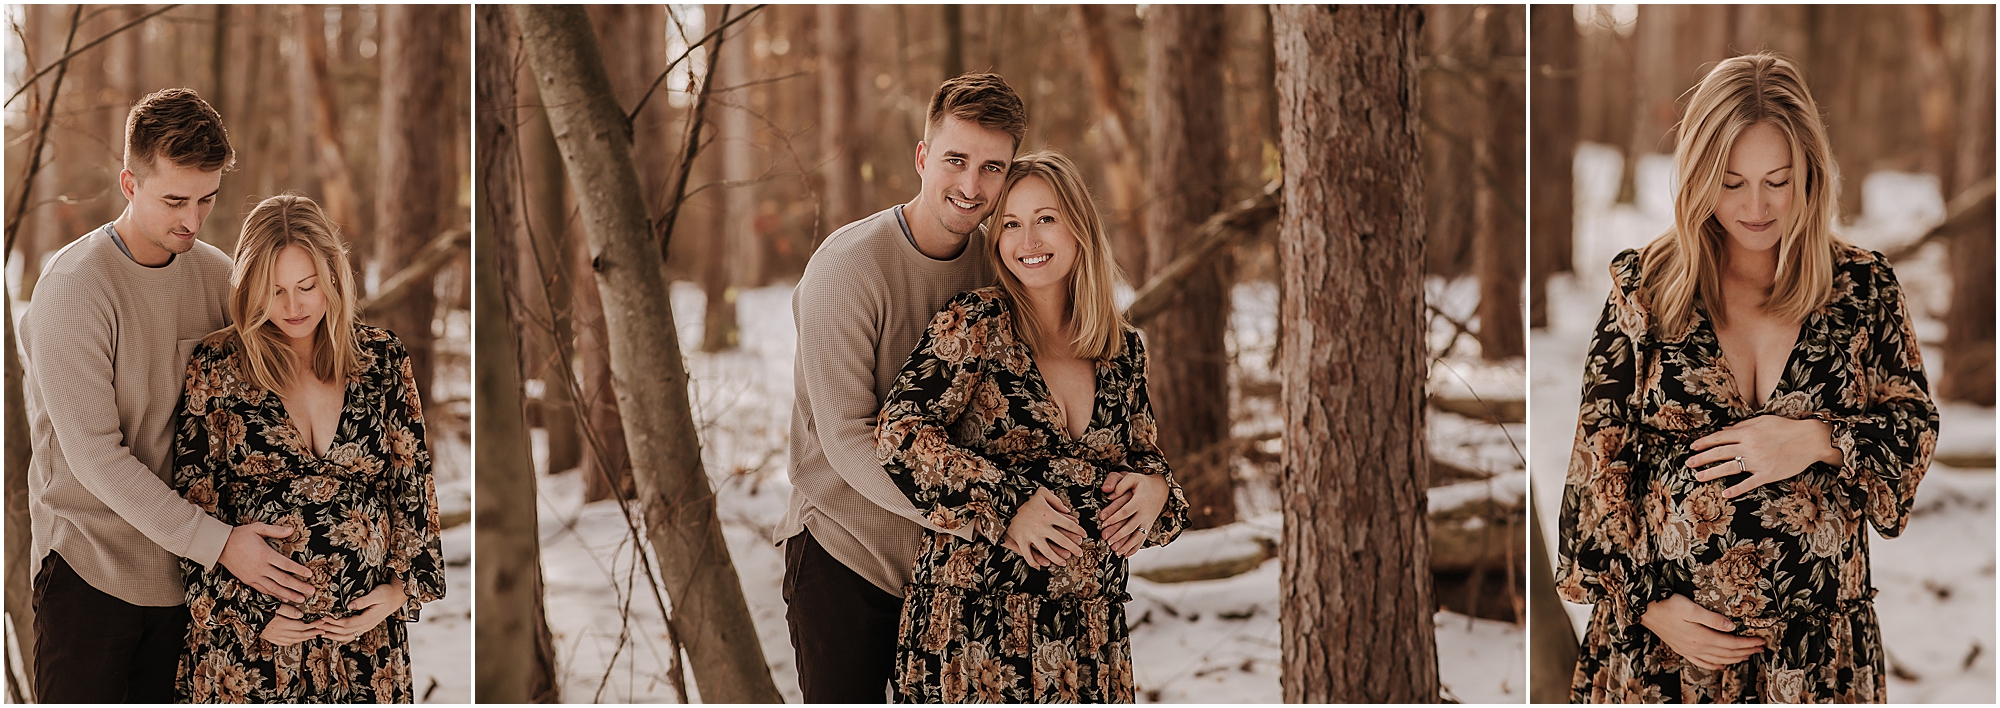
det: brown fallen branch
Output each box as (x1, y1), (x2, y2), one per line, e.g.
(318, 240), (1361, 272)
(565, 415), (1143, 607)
(358, 229), (469, 319)
(1125, 179), (1282, 326)
(1883, 175), (1995, 262)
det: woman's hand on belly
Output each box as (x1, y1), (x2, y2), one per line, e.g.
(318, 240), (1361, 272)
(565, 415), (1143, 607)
(309, 577), (407, 643)
(1099, 471), (1170, 556)
(1639, 594), (1770, 670)
(1001, 487), (1088, 569)
(1688, 415), (1844, 498)
(262, 604), (322, 647)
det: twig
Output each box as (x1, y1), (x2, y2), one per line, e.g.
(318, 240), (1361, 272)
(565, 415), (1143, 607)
(5, 6), (82, 257)
(626, 4), (767, 126)
(357, 229), (470, 318)
(2, 5), (181, 109)
(654, 4), (752, 255)
(1125, 180), (1282, 326)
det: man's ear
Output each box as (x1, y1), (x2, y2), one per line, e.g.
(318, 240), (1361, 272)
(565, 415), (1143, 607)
(913, 140), (929, 178)
(119, 168), (139, 201)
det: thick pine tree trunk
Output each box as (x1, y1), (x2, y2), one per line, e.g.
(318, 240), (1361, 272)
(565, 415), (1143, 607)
(1474, 5), (1525, 360)
(513, 6), (782, 702)
(1529, 4), (1579, 329)
(475, 11), (565, 701)
(376, 4), (454, 401)
(1144, 5), (1236, 530)
(1273, 6), (1439, 702)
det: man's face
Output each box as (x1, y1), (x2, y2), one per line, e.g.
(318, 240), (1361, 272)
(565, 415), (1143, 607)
(119, 156), (222, 262)
(913, 116), (1016, 237)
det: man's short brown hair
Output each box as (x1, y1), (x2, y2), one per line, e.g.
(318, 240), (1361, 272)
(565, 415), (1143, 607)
(924, 73), (1027, 150)
(124, 88), (234, 176)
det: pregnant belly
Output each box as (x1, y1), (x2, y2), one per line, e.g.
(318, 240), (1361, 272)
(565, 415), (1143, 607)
(228, 475), (395, 621)
(1648, 448), (1856, 622)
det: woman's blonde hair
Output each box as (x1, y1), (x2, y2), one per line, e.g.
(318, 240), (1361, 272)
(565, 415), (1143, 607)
(1640, 52), (1845, 337)
(985, 150), (1127, 360)
(226, 194), (360, 393)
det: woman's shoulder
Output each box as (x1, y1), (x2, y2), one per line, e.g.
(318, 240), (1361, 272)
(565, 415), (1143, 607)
(1828, 243), (1905, 310)
(1601, 248), (1657, 344)
(351, 323), (410, 374)
(930, 286), (1014, 329)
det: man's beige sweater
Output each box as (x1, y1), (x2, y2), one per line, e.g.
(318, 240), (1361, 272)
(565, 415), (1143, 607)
(782, 205), (992, 597)
(22, 225), (234, 606)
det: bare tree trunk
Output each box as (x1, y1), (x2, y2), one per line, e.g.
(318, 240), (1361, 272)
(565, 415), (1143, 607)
(1144, 5), (1236, 530)
(5, 293), (36, 702)
(1941, 4), (1996, 405)
(1528, 499), (1578, 703)
(1474, 5), (1525, 360)
(818, 5), (867, 231)
(297, 5), (362, 234)
(1530, 4), (1579, 329)
(1419, 4), (1476, 278)
(473, 11), (561, 700)
(376, 4), (453, 401)
(1273, 6), (1438, 702)
(1075, 4), (1148, 280)
(574, 198), (635, 501)
(704, 10), (760, 353)
(513, 7), (783, 702)
(942, 5), (965, 80)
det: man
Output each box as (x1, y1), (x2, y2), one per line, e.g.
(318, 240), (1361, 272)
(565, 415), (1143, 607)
(22, 88), (318, 702)
(782, 73), (1043, 701)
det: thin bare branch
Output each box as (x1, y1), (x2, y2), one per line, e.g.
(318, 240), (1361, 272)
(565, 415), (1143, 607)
(3, 5), (181, 109)
(5, 5), (83, 256)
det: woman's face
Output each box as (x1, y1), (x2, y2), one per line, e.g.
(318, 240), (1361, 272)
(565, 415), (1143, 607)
(1713, 121), (1794, 252)
(266, 244), (327, 343)
(996, 175), (1080, 295)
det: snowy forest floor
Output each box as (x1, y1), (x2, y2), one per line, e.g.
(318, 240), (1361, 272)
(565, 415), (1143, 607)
(1530, 146), (1996, 703)
(532, 278), (1525, 703)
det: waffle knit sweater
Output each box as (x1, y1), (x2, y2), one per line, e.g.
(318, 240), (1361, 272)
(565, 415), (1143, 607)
(781, 205), (992, 597)
(22, 225), (234, 606)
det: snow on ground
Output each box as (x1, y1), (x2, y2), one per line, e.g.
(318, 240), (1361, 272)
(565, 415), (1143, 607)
(1533, 146), (1995, 703)
(534, 280), (1523, 702)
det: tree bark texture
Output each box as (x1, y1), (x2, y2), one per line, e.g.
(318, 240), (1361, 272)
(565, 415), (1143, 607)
(513, 6), (783, 702)
(1075, 4), (1148, 281)
(1473, 5), (1524, 360)
(5, 293), (37, 701)
(474, 11), (564, 701)
(297, 6), (361, 235)
(375, 4), (456, 403)
(1144, 4), (1236, 530)
(1529, 4), (1579, 329)
(1273, 6), (1439, 702)
(1418, 4), (1475, 278)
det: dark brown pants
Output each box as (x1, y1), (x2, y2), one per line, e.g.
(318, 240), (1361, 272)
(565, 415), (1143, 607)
(31, 552), (189, 704)
(783, 531), (903, 703)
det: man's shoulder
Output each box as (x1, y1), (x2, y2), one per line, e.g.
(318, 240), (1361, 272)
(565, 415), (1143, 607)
(39, 228), (116, 279)
(184, 238), (232, 274)
(810, 207), (902, 263)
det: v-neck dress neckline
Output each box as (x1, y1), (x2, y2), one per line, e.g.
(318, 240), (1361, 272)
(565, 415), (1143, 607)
(1695, 303), (1812, 413)
(275, 376), (358, 461)
(1021, 342), (1105, 443)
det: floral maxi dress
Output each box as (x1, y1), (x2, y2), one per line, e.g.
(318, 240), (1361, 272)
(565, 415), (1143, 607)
(172, 325), (446, 703)
(1555, 247), (1937, 703)
(876, 287), (1189, 703)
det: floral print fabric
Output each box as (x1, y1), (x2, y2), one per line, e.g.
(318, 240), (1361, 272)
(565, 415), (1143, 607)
(1556, 247), (1936, 703)
(876, 287), (1189, 703)
(172, 325), (445, 703)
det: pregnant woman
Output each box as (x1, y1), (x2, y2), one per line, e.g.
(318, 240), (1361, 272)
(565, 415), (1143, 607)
(172, 195), (445, 702)
(876, 150), (1188, 702)
(1555, 53), (1937, 703)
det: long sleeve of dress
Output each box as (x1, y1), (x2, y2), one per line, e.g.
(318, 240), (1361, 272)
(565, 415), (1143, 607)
(1120, 334), (1189, 549)
(1820, 258), (1938, 538)
(173, 349), (276, 640)
(382, 341), (446, 621)
(876, 296), (1043, 544)
(1554, 256), (1673, 635)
